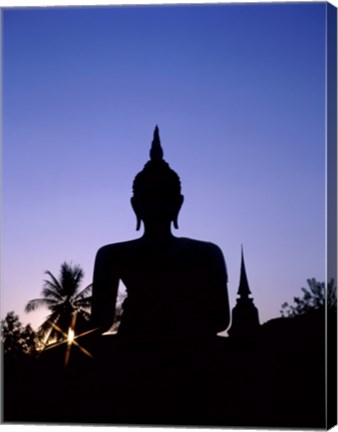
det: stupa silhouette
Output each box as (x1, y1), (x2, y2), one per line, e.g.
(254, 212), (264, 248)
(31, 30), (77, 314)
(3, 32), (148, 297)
(228, 246), (260, 337)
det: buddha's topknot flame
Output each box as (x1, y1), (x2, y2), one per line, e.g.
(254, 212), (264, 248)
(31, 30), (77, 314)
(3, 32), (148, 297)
(132, 126), (181, 196)
(149, 125), (164, 161)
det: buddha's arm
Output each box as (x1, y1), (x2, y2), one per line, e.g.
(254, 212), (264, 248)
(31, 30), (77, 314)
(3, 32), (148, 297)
(90, 246), (119, 335)
(208, 245), (230, 333)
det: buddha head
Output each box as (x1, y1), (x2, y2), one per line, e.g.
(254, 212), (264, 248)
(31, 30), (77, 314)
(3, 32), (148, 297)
(131, 126), (184, 231)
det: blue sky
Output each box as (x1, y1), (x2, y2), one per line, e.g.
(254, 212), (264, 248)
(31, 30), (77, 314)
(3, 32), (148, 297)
(2, 3), (328, 331)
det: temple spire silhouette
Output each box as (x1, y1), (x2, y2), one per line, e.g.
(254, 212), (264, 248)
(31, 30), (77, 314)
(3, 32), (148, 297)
(238, 245), (251, 300)
(228, 246), (260, 337)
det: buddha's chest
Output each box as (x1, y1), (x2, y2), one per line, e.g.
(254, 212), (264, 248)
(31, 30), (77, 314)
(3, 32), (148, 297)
(119, 245), (209, 295)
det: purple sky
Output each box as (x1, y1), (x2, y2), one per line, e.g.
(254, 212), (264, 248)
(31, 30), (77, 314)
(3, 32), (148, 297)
(2, 3), (328, 331)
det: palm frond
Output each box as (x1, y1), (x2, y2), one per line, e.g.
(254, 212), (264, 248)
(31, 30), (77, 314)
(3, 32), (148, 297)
(25, 298), (57, 313)
(74, 297), (92, 309)
(44, 270), (63, 294)
(27, 262), (92, 343)
(75, 284), (92, 301)
(60, 262), (84, 297)
(72, 266), (85, 293)
(41, 284), (64, 301)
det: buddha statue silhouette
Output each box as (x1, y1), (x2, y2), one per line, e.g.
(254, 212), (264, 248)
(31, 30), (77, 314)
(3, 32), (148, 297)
(90, 126), (230, 343)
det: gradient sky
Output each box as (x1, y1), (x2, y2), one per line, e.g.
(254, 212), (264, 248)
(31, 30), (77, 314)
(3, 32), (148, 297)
(2, 2), (328, 332)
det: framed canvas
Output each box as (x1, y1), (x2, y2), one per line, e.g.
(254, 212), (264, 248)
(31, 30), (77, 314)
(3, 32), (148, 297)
(1, 1), (337, 429)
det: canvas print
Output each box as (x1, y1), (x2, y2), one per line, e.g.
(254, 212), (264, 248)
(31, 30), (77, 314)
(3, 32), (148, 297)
(1, 2), (337, 429)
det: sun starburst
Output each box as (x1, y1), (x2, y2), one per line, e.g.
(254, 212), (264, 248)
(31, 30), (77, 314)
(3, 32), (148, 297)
(43, 313), (98, 367)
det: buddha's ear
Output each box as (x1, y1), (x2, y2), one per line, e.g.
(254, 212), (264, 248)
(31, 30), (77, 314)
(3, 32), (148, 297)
(173, 195), (184, 229)
(131, 197), (142, 231)
(135, 217), (141, 231)
(130, 196), (137, 213)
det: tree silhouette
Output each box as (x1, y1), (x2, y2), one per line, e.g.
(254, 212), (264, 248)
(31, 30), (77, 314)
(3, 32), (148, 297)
(281, 278), (336, 317)
(1, 311), (40, 357)
(25, 262), (92, 345)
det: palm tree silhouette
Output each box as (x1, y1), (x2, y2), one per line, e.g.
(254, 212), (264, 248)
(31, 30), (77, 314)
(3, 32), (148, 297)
(25, 262), (92, 345)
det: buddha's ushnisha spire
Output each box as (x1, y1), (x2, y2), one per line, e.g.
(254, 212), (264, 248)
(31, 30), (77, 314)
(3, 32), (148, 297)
(149, 125), (164, 161)
(238, 245), (251, 299)
(133, 125), (181, 196)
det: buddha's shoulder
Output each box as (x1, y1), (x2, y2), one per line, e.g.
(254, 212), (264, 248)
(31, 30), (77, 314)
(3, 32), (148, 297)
(95, 239), (140, 258)
(178, 237), (224, 255)
(95, 237), (224, 258)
